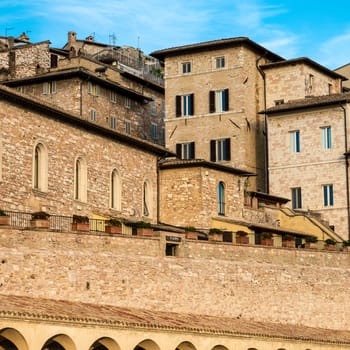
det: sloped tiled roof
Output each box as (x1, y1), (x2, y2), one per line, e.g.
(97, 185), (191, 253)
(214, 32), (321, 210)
(263, 92), (350, 114)
(1, 294), (350, 345)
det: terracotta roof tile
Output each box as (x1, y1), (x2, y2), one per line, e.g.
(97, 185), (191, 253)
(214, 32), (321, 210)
(1, 294), (350, 344)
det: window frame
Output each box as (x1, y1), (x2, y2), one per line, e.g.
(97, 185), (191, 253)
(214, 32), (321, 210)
(321, 126), (332, 149)
(291, 187), (302, 209)
(176, 142), (195, 160)
(182, 61), (191, 74)
(176, 94), (194, 117)
(151, 123), (158, 141)
(210, 138), (231, 162)
(32, 142), (48, 192)
(89, 109), (97, 122)
(209, 89), (229, 113)
(218, 181), (226, 215)
(110, 116), (117, 129)
(43, 81), (56, 95)
(110, 169), (121, 211)
(215, 56), (225, 69)
(323, 184), (334, 207)
(74, 157), (87, 202)
(290, 130), (300, 153)
(88, 81), (100, 96)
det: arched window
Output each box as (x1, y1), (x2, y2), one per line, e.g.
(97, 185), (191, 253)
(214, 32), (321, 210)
(110, 169), (121, 210)
(143, 180), (152, 217)
(74, 157), (87, 202)
(218, 181), (225, 215)
(33, 142), (48, 192)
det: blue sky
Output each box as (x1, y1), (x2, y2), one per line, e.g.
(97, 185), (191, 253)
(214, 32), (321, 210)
(1, 0), (350, 69)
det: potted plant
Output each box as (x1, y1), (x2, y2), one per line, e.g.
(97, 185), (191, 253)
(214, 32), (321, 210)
(30, 211), (50, 229)
(184, 226), (198, 240)
(260, 232), (273, 246)
(324, 238), (337, 251)
(208, 228), (224, 242)
(135, 221), (153, 236)
(342, 240), (350, 252)
(282, 234), (295, 248)
(72, 214), (90, 232)
(235, 231), (249, 244)
(304, 235), (318, 249)
(105, 218), (122, 234)
(0, 209), (10, 226)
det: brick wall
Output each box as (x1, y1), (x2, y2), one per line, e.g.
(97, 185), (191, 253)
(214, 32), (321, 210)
(1, 228), (350, 331)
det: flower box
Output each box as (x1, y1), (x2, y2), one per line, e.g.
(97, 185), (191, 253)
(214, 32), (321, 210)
(236, 235), (249, 244)
(261, 238), (273, 246)
(0, 216), (10, 226)
(30, 219), (50, 229)
(72, 222), (90, 232)
(137, 227), (153, 236)
(185, 231), (198, 240)
(105, 225), (122, 234)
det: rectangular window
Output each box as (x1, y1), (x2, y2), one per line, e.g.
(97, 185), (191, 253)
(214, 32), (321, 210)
(182, 62), (191, 74)
(90, 109), (97, 122)
(209, 89), (229, 113)
(125, 121), (131, 134)
(43, 81), (56, 95)
(88, 81), (100, 96)
(161, 127), (165, 146)
(110, 116), (117, 129)
(161, 100), (166, 120)
(151, 98), (156, 116)
(306, 74), (313, 95)
(17, 86), (26, 93)
(216, 56), (225, 69)
(328, 83), (333, 95)
(125, 97), (131, 109)
(291, 187), (302, 209)
(210, 138), (231, 162)
(176, 142), (195, 160)
(176, 94), (194, 117)
(323, 184), (334, 207)
(321, 126), (332, 149)
(110, 91), (118, 103)
(151, 123), (158, 141)
(290, 130), (300, 153)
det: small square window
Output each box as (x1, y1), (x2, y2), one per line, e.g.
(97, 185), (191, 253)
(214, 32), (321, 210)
(182, 62), (191, 74)
(216, 56), (225, 69)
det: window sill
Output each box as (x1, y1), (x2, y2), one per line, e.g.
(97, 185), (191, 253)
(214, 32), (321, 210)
(32, 188), (48, 197)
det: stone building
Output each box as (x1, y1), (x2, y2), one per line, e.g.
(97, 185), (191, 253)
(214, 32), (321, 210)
(1, 32), (350, 350)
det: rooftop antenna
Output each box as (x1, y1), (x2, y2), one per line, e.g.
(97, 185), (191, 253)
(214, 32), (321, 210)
(109, 33), (117, 47)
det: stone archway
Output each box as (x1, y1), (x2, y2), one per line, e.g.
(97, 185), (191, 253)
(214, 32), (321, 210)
(0, 328), (29, 350)
(133, 339), (160, 350)
(211, 346), (229, 350)
(175, 341), (197, 350)
(41, 334), (76, 350)
(89, 337), (121, 350)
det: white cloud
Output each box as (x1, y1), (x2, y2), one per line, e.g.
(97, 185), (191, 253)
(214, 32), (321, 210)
(318, 31), (350, 69)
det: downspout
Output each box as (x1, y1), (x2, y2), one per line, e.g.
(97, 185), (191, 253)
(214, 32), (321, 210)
(256, 54), (268, 193)
(156, 157), (160, 224)
(339, 103), (350, 240)
(79, 81), (83, 116)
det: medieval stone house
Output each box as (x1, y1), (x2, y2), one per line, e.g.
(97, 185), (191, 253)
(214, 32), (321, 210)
(1, 32), (350, 350)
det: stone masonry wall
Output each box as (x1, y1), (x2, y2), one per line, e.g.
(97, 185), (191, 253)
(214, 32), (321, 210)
(1, 228), (350, 332)
(159, 166), (245, 228)
(268, 106), (349, 238)
(0, 98), (158, 221)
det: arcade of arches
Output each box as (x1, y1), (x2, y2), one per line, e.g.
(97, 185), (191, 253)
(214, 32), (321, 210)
(0, 295), (349, 350)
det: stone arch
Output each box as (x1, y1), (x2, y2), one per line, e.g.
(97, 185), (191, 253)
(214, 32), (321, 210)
(142, 179), (152, 218)
(133, 339), (160, 350)
(33, 141), (48, 192)
(211, 346), (229, 350)
(175, 341), (197, 350)
(89, 337), (121, 350)
(41, 334), (76, 350)
(0, 328), (29, 350)
(110, 168), (121, 211)
(74, 156), (87, 202)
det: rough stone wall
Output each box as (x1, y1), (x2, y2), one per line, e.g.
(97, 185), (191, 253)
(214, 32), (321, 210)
(264, 63), (342, 108)
(1, 228), (350, 332)
(159, 166), (245, 228)
(163, 45), (266, 191)
(268, 105), (349, 238)
(16, 77), (164, 144)
(0, 99), (158, 221)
